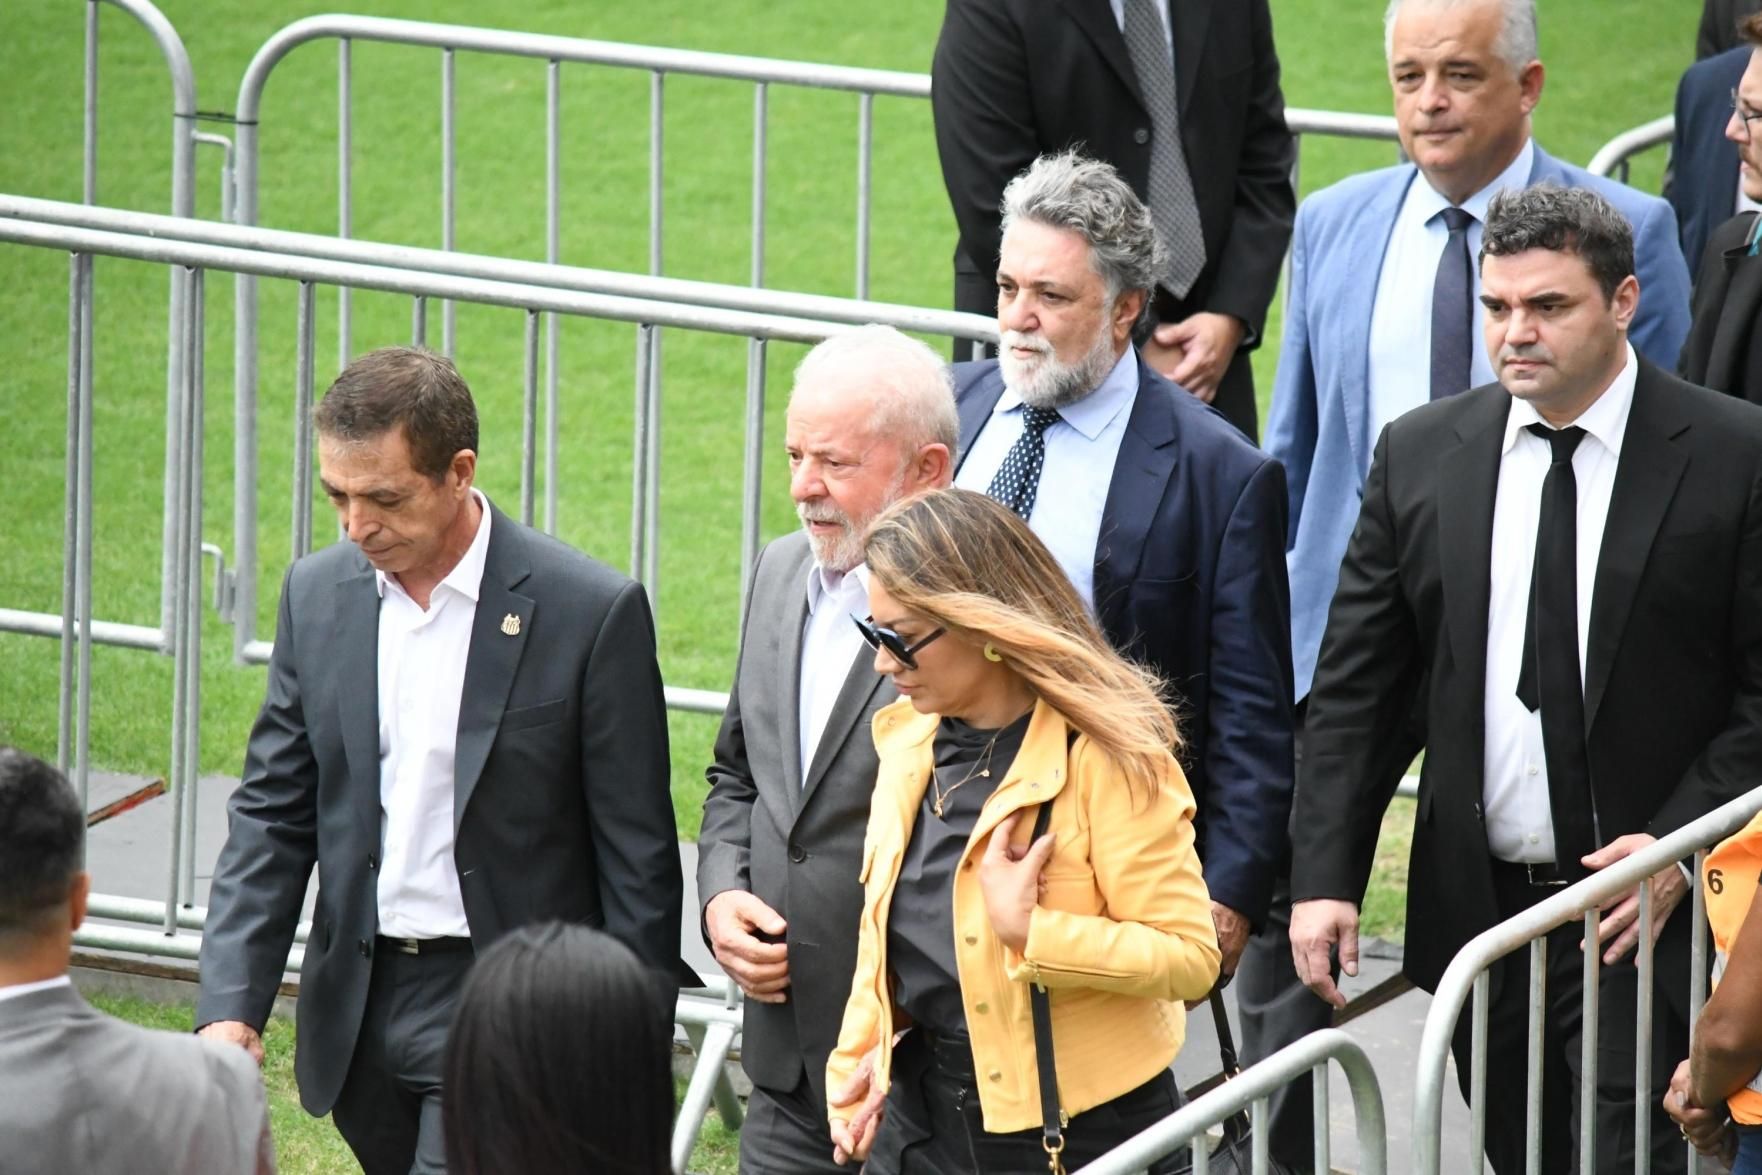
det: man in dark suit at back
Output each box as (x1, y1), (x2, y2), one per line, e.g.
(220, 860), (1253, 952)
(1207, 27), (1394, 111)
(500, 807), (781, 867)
(1669, 45), (1754, 274)
(932, 0), (1295, 439)
(1701, 0), (1762, 58)
(951, 150), (1294, 1020)
(196, 348), (687, 1175)
(697, 326), (957, 1173)
(1291, 184), (1762, 1173)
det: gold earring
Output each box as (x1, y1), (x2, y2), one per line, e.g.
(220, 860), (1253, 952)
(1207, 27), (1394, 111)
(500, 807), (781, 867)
(983, 643), (1003, 662)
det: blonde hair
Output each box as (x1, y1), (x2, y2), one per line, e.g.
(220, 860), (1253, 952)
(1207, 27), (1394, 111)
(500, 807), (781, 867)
(863, 488), (1178, 804)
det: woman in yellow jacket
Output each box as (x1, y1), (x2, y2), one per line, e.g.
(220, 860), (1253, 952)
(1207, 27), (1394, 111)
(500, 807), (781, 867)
(825, 488), (1221, 1173)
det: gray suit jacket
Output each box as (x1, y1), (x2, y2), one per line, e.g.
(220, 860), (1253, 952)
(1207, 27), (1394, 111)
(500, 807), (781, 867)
(0, 983), (274, 1174)
(197, 502), (687, 1115)
(697, 532), (894, 1109)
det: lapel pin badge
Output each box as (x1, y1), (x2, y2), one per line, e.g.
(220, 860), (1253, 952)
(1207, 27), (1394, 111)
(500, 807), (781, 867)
(500, 613), (521, 637)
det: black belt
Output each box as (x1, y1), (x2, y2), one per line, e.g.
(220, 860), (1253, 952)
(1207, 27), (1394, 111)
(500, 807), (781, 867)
(1489, 858), (1570, 888)
(376, 935), (474, 956)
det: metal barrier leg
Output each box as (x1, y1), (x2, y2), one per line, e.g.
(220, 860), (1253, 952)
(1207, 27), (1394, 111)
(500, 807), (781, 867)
(543, 58), (560, 535)
(630, 323), (654, 592)
(1471, 969), (1489, 1171)
(1636, 879), (1655, 1174)
(293, 280), (315, 561)
(178, 268), (206, 908)
(440, 47), (456, 356)
(75, 254), (96, 829)
(672, 1021), (737, 1175)
(855, 91), (872, 300)
(522, 309), (539, 527)
(59, 253), (89, 853)
(1527, 936), (1547, 1175)
(338, 38), (353, 369)
(1582, 909), (1602, 1175)
(1312, 1060), (1330, 1173)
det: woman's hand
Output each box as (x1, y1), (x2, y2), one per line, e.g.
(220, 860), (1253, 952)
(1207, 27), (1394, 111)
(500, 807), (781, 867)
(980, 811), (1057, 952)
(829, 1043), (887, 1166)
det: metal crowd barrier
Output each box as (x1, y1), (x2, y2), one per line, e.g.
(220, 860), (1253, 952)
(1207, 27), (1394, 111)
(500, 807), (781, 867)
(75, 893), (744, 1175)
(1075, 1029), (1388, 1174)
(1411, 786), (1762, 1174)
(1588, 115), (1677, 185)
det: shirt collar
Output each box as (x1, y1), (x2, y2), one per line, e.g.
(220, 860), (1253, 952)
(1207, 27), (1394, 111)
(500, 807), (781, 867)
(1501, 342), (1638, 456)
(992, 346), (1138, 441)
(1411, 138), (1535, 227)
(375, 488), (493, 603)
(805, 559), (870, 616)
(0, 975), (73, 1003)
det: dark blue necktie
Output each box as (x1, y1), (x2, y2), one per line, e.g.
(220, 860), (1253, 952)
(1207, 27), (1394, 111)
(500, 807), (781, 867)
(986, 406), (1062, 520)
(1430, 206), (1476, 400)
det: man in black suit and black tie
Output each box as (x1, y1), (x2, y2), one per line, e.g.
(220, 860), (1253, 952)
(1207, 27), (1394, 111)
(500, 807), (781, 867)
(1290, 184), (1762, 1174)
(930, 0), (1294, 439)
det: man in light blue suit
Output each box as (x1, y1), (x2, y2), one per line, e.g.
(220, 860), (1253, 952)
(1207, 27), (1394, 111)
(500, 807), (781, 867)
(1246, 0), (1693, 1167)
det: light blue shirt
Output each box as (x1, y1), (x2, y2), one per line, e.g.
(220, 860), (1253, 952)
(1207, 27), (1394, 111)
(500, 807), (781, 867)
(954, 349), (1138, 610)
(1367, 138), (1535, 438)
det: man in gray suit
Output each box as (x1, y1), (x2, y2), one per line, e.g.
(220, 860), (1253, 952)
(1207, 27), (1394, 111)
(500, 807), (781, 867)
(698, 325), (957, 1173)
(196, 347), (687, 1175)
(0, 747), (275, 1175)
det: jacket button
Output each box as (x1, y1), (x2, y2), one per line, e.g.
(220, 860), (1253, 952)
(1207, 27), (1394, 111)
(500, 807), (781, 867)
(989, 1070), (1003, 1083)
(975, 1001), (989, 1014)
(367, 854), (377, 870)
(964, 934), (978, 945)
(1029, 781), (1041, 791)
(789, 844), (807, 863)
(1133, 127), (1150, 144)
(358, 939), (372, 958)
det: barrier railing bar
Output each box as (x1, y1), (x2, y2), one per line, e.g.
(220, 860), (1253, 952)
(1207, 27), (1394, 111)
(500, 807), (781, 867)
(644, 71), (665, 601)
(1526, 936), (1545, 1175)
(1075, 1029), (1387, 1174)
(164, 264), (194, 934)
(631, 321), (656, 599)
(739, 82), (769, 613)
(543, 58), (560, 535)
(411, 293), (427, 346)
(75, 252), (96, 830)
(177, 266), (206, 911)
(1470, 968), (1488, 1170)
(338, 38), (352, 370)
(293, 280), (315, 561)
(1311, 1058), (1329, 1173)
(673, 1020), (736, 1174)
(1689, 848), (1710, 1175)
(7, 609), (163, 651)
(1581, 907), (1599, 1174)
(193, 131), (236, 223)
(855, 91), (872, 300)
(1586, 115), (1675, 181)
(521, 308), (539, 527)
(441, 47), (456, 356)
(1637, 877), (1656, 1172)
(59, 253), (87, 831)
(0, 195), (995, 340)
(1412, 786), (1762, 1173)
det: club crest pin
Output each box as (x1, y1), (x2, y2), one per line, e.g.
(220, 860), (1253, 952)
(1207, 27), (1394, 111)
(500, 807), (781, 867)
(500, 613), (521, 637)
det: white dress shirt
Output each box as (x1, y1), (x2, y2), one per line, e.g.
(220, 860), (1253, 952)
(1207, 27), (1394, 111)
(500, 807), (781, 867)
(799, 562), (871, 780)
(0, 975), (73, 1004)
(374, 488), (491, 939)
(1368, 139), (1536, 438)
(955, 348), (1138, 610)
(1481, 345), (1636, 863)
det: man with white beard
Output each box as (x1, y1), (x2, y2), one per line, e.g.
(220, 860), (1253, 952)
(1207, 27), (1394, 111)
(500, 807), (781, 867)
(697, 325), (957, 1173)
(951, 151), (1295, 997)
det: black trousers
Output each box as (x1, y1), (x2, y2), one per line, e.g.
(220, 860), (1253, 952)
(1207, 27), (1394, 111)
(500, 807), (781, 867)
(1458, 863), (1689, 1175)
(330, 941), (474, 1175)
(739, 1065), (846, 1175)
(865, 1028), (1183, 1175)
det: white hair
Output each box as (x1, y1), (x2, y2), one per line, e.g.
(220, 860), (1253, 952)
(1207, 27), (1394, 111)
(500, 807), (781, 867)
(1383, 0), (1539, 74)
(789, 324), (959, 456)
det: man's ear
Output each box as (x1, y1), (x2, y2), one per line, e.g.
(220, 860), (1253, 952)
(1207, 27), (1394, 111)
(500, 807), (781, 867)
(68, 871), (90, 933)
(914, 443), (954, 490)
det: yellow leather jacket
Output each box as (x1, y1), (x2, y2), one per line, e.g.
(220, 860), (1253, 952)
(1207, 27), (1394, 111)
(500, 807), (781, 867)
(827, 697), (1220, 1134)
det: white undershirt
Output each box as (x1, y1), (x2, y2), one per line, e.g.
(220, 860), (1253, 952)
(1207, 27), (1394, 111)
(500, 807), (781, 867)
(1368, 140), (1535, 437)
(1481, 346), (1636, 863)
(0, 975), (72, 1004)
(374, 488), (491, 939)
(799, 562), (871, 780)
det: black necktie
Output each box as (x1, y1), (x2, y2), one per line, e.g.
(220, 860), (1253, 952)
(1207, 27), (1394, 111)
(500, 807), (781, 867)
(986, 406), (1062, 520)
(1430, 206), (1476, 400)
(1515, 423), (1598, 871)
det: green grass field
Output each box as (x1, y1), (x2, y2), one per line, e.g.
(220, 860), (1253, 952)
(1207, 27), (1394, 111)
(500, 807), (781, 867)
(0, 0), (1687, 850)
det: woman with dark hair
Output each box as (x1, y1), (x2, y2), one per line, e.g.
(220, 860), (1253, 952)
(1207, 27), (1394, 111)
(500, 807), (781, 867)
(825, 488), (1220, 1172)
(441, 922), (672, 1175)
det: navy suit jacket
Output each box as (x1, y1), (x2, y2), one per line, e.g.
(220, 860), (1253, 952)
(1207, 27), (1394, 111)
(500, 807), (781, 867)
(953, 356), (1295, 923)
(1672, 46), (1750, 277)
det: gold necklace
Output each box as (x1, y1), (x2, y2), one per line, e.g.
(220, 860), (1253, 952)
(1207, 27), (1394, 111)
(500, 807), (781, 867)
(931, 726), (1005, 819)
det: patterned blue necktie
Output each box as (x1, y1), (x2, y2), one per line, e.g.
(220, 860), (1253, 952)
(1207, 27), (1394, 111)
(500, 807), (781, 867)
(986, 406), (1062, 520)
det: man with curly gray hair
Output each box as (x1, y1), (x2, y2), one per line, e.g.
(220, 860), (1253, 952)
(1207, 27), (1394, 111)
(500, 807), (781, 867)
(952, 148), (1296, 1026)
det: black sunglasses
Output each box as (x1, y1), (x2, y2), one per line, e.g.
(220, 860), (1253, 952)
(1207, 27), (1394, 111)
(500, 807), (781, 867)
(851, 615), (946, 670)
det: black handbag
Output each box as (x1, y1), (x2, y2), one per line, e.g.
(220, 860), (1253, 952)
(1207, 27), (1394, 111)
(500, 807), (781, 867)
(1164, 991), (1275, 1175)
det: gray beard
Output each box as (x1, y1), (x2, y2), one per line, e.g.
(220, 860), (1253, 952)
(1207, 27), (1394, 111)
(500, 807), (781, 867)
(1001, 327), (1120, 410)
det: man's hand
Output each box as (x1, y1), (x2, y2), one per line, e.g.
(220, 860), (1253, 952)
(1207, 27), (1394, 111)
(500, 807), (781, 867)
(1581, 834), (1689, 964)
(705, 890), (790, 1004)
(1290, 898), (1359, 1010)
(1664, 1058), (1735, 1159)
(1211, 902), (1251, 977)
(979, 812), (1057, 953)
(1140, 313), (1246, 402)
(829, 1044), (887, 1166)
(197, 1020), (265, 1066)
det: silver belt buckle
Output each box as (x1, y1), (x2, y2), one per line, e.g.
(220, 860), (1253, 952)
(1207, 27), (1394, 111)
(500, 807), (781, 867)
(1527, 864), (1567, 887)
(392, 937), (421, 955)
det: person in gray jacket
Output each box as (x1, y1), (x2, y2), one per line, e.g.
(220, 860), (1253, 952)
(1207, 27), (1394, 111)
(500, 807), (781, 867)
(697, 325), (957, 1173)
(0, 746), (275, 1175)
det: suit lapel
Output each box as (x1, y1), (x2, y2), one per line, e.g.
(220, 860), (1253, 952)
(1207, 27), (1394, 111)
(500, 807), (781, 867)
(1706, 246), (1762, 392)
(333, 564), (382, 840)
(1094, 358), (1179, 639)
(1170, 0), (1213, 113)
(454, 507), (535, 831)
(1437, 388), (1509, 698)
(777, 572), (811, 800)
(1053, 0), (1143, 106)
(798, 653), (887, 817)
(955, 368), (1007, 475)
(1342, 169), (1418, 478)
(1584, 366), (1690, 728)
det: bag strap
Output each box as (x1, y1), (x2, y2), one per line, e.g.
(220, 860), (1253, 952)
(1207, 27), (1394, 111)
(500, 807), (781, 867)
(1209, 988), (1242, 1079)
(1027, 801), (1065, 1174)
